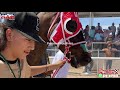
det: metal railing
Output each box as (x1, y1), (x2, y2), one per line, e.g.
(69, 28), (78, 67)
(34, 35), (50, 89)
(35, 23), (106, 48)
(46, 41), (120, 57)
(92, 57), (120, 75)
(48, 56), (120, 76)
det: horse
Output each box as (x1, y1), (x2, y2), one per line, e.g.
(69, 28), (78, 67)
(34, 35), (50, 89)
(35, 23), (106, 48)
(26, 12), (92, 69)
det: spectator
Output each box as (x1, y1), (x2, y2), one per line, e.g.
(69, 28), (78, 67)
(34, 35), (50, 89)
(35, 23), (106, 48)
(85, 36), (93, 50)
(105, 33), (113, 42)
(102, 41), (117, 70)
(89, 26), (95, 40)
(94, 30), (104, 49)
(95, 23), (103, 33)
(103, 29), (111, 42)
(95, 23), (102, 30)
(83, 51), (93, 75)
(117, 24), (120, 36)
(83, 25), (89, 39)
(110, 22), (116, 39)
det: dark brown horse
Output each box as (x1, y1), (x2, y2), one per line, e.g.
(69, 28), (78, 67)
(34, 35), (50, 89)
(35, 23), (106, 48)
(27, 12), (92, 68)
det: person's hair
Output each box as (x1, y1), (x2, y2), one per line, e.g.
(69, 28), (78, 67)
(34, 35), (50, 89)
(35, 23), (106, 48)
(91, 26), (95, 29)
(0, 23), (8, 51)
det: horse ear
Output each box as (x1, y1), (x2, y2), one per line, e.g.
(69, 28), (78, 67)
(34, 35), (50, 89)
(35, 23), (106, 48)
(65, 19), (77, 32)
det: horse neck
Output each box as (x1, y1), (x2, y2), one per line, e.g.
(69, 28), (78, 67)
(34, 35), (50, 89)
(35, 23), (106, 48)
(37, 12), (58, 43)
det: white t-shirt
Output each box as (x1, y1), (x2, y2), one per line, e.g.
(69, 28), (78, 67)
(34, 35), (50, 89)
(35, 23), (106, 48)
(51, 50), (70, 78)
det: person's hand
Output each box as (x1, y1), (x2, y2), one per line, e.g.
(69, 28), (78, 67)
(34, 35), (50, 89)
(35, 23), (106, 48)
(55, 60), (66, 67)
(88, 51), (92, 57)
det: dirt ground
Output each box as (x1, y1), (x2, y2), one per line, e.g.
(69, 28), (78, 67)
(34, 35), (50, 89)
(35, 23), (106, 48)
(66, 66), (98, 78)
(66, 59), (120, 78)
(47, 58), (120, 78)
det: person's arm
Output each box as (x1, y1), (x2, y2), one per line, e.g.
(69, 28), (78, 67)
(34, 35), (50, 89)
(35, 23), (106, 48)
(102, 48), (106, 51)
(112, 48), (118, 52)
(30, 60), (66, 77)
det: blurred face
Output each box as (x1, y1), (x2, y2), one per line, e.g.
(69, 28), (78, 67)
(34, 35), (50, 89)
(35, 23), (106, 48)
(6, 29), (35, 60)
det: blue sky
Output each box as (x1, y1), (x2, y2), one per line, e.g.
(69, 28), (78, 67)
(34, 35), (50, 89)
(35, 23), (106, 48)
(79, 17), (120, 30)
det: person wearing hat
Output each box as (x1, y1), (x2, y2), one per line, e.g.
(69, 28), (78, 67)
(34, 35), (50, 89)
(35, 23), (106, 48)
(0, 12), (65, 78)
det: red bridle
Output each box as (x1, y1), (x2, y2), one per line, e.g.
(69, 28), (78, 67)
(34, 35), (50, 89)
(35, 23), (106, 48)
(47, 12), (86, 58)
(48, 12), (87, 78)
(47, 12), (60, 40)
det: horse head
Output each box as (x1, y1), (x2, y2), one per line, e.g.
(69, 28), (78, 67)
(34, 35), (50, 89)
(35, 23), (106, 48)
(47, 12), (92, 68)
(27, 12), (92, 68)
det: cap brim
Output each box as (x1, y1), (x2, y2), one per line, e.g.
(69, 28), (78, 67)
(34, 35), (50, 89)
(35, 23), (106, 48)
(17, 30), (46, 43)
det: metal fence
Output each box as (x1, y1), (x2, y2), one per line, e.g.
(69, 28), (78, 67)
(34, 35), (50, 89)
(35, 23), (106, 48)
(46, 42), (120, 77)
(46, 42), (120, 57)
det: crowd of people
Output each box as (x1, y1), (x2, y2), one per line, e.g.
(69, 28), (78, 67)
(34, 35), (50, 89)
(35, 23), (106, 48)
(82, 22), (120, 54)
(82, 22), (120, 75)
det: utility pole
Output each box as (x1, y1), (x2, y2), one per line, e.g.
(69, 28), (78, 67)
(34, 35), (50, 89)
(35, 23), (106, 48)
(89, 12), (94, 35)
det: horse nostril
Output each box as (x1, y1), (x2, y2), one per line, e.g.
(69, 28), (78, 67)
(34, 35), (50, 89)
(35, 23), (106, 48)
(70, 52), (92, 68)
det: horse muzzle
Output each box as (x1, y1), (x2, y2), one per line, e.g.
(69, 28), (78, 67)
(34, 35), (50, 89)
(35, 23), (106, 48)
(70, 52), (92, 68)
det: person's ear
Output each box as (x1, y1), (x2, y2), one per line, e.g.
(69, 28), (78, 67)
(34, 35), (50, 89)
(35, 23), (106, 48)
(6, 28), (13, 41)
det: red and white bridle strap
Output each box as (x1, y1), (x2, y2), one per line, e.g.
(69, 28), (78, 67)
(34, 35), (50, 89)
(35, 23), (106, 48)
(47, 12), (60, 39)
(71, 41), (86, 46)
(60, 12), (67, 47)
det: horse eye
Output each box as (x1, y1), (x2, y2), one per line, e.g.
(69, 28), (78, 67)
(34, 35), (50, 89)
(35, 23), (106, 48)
(66, 19), (77, 32)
